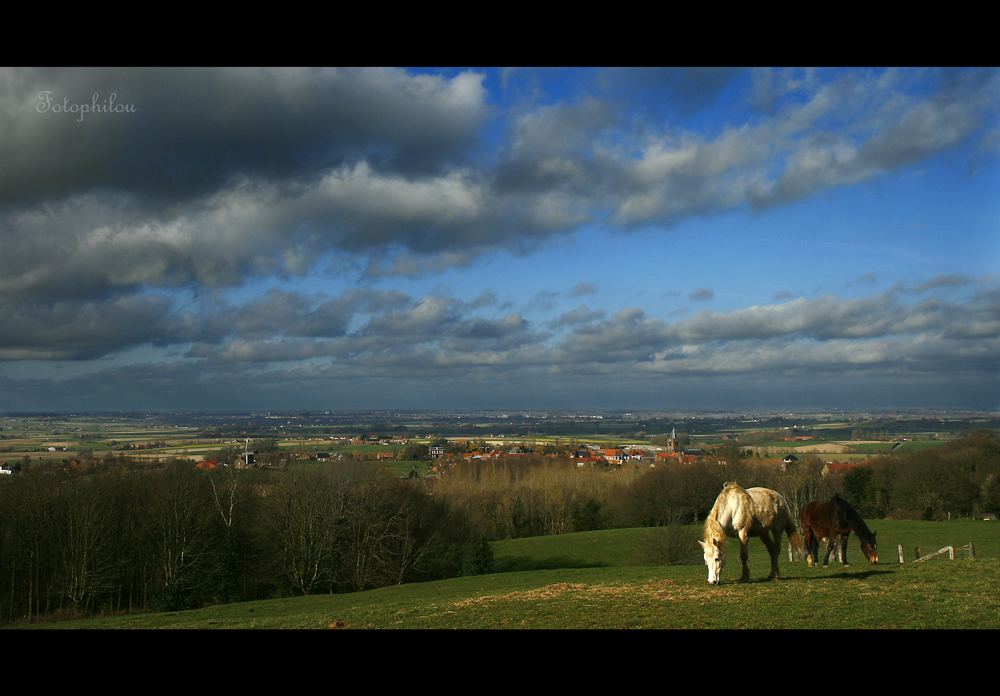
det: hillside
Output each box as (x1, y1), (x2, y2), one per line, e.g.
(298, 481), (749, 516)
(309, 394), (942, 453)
(28, 520), (1000, 629)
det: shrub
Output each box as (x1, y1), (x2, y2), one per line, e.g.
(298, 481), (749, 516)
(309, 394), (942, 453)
(635, 519), (700, 566)
(459, 534), (496, 576)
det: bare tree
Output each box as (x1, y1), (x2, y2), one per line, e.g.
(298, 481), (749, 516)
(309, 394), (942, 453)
(261, 470), (345, 595)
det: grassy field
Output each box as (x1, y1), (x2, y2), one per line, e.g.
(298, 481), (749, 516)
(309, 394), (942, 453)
(24, 519), (1000, 630)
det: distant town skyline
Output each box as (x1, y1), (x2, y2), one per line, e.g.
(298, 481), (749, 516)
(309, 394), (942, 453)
(1, 67), (997, 413)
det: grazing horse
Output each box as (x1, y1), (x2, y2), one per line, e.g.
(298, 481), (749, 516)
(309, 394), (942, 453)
(801, 494), (878, 568)
(699, 482), (804, 584)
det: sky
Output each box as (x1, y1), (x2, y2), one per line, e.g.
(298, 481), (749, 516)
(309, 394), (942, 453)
(1, 66), (998, 414)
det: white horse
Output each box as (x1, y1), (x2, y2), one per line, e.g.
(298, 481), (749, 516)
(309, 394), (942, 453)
(698, 482), (804, 584)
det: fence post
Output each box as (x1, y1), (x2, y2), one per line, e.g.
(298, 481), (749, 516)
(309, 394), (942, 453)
(914, 546), (920, 561)
(970, 542), (975, 560)
(898, 544), (904, 563)
(948, 546), (954, 560)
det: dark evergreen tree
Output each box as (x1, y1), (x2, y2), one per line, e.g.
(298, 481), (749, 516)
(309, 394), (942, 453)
(459, 534), (495, 576)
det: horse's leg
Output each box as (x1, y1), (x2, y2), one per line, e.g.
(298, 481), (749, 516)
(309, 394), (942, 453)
(738, 530), (751, 582)
(842, 532), (851, 567)
(804, 526), (815, 567)
(762, 529), (781, 580)
(822, 534), (835, 568)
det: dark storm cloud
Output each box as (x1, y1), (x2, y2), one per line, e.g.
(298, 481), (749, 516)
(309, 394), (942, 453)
(1, 67), (499, 303)
(493, 96), (617, 196)
(0, 294), (175, 360)
(215, 287), (412, 340)
(2, 67), (488, 204)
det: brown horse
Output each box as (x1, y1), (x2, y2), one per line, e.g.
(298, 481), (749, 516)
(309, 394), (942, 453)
(699, 482), (804, 584)
(801, 494), (878, 567)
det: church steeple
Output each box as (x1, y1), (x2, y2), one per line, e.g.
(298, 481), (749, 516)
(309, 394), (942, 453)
(667, 428), (679, 454)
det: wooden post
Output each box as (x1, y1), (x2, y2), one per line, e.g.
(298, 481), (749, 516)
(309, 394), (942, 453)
(898, 544), (904, 563)
(948, 545), (954, 560)
(970, 542), (975, 560)
(914, 546), (920, 561)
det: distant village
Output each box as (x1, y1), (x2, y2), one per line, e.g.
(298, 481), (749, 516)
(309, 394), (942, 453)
(181, 429), (864, 481)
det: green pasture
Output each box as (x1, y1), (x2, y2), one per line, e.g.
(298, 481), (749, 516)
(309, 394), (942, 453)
(891, 440), (951, 454)
(26, 519), (1000, 630)
(490, 519), (998, 569)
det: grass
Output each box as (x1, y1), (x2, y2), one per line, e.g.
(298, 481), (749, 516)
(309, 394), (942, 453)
(26, 518), (999, 630)
(33, 560), (999, 630)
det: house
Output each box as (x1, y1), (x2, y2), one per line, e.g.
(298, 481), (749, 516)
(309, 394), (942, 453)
(821, 461), (870, 477)
(234, 454), (256, 468)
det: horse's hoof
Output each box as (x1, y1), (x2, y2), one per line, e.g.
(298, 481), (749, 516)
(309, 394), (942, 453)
(843, 564), (850, 568)
(822, 565), (828, 569)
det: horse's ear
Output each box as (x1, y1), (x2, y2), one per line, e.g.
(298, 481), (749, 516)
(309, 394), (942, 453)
(698, 540), (708, 551)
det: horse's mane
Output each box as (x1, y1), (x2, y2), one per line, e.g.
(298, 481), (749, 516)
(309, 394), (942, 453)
(704, 482), (744, 545)
(704, 514), (726, 545)
(833, 494), (874, 540)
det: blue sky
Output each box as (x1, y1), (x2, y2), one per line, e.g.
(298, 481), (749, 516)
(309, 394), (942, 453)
(1, 67), (997, 413)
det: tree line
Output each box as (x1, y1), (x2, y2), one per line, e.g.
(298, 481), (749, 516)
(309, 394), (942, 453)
(430, 430), (1000, 539)
(0, 459), (477, 625)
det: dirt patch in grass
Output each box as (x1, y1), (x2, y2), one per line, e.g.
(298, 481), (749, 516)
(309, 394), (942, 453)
(454, 580), (730, 608)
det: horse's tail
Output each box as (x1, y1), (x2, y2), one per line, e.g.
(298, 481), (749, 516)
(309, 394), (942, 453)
(785, 514), (806, 558)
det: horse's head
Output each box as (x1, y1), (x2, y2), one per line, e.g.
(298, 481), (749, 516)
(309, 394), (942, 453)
(699, 539), (726, 584)
(861, 531), (878, 564)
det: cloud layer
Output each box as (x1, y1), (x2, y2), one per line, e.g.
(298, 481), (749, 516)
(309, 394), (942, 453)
(1, 67), (997, 411)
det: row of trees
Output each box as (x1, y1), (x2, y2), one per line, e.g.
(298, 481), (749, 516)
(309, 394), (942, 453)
(431, 431), (1000, 542)
(841, 430), (1000, 520)
(0, 460), (478, 625)
(430, 451), (835, 542)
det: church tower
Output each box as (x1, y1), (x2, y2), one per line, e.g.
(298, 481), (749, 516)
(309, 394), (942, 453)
(667, 428), (680, 454)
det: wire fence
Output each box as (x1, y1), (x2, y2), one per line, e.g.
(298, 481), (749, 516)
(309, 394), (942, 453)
(910, 543), (976, 562)
(670, 539), (977, 568)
